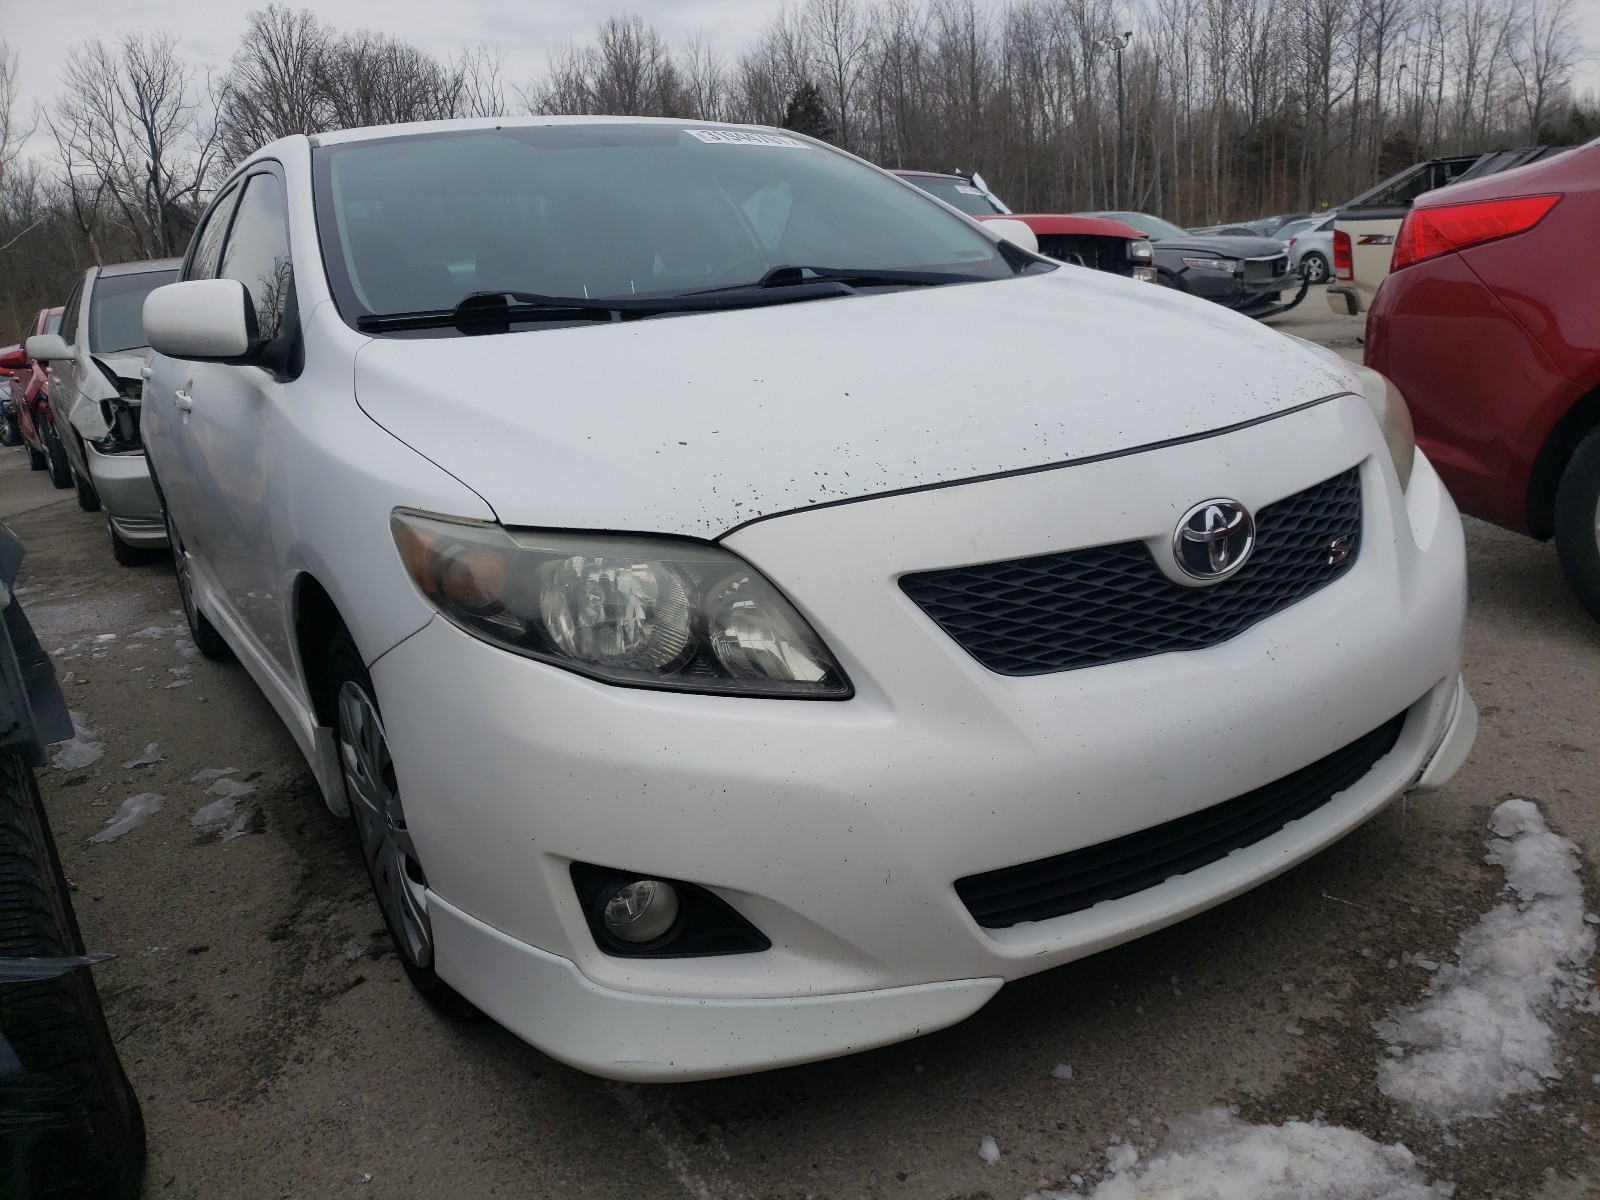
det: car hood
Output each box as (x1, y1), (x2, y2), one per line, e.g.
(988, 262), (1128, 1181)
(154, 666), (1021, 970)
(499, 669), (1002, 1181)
(93, 348), (153, 390)
(353, 271), (1350, 539)
(1152, 235), (1290, 258)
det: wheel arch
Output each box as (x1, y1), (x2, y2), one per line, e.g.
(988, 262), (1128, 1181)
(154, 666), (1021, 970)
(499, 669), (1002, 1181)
(1526, 383), (1600, 541)
(291, 573), (346, 728)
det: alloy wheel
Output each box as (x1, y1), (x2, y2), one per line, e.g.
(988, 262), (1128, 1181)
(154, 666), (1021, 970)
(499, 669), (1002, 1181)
(337, 681), (432, 969)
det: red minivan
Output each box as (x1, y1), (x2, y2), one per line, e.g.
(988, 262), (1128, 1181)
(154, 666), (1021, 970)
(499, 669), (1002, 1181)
(1365, 138), (1600, 619)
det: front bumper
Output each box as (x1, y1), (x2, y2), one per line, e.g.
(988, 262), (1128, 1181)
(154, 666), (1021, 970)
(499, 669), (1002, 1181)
(83, 444), (167, 548)
(373, 397), (1471, 1080)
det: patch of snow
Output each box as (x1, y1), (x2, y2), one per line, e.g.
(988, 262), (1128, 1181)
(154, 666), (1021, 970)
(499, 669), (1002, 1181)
(169, 665), (191, 677)
(1070, 1109), (1450, 1199)
(190, 777), (257, 827)
(343, 940), (364, 960)
(50, 711), (104, 770)
(90, 793), (162, 843)
(1051, 1063), (1074, 1080)
(189, 767), (236, 783)
(977, 1135), (1000, 1165)
(220, 812), (250, 841)
(130, 625), (174, 639)
(1374, 799), (1597, 1122)
(174, 637), (199, 658)
(122, 743), (162, 768)
(164, 679), (192, 689)
(93, 633), (117, 643)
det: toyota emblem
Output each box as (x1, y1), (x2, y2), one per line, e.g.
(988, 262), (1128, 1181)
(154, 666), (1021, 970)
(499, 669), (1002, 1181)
(1173, 499), (1255, 582)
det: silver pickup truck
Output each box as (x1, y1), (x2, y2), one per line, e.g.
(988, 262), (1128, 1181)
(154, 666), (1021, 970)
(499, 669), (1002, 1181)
(1327, 146), (1571, 315)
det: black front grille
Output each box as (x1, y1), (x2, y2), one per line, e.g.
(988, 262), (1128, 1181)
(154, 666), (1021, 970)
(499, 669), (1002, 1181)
(955, 710), (1408, 928)
(900, 467), (1362, 676)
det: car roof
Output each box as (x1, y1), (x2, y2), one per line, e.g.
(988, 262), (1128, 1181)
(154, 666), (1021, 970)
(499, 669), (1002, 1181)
(308, 114), (790, 149)
(890, 169), (965, 181)
(98, 258), (183, 278)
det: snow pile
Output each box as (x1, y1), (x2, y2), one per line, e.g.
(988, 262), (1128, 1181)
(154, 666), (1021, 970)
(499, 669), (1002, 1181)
(1055, 1109), (1450, 1199)
(51, 711), (104, 770)
(977, 1135), (1000, 1165)
(189, 767), (236, 783)
(190, 777), (256, 828)
(122, 743), (162, 768)
(90, 793), (162, 843)
(1374, 799), (1596, 1122)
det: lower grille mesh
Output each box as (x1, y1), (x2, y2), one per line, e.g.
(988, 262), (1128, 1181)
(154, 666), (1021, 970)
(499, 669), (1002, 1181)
(955, 711), (1407, 929)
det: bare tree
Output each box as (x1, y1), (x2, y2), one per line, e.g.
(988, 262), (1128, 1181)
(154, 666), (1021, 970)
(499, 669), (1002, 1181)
(1509, 0), (1582, 139)
(216, 5), (332, 165)
(46, 34), (219, 259)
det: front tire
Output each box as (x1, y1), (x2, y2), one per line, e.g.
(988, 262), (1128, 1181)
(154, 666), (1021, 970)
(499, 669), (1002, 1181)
(162, 503), (231, 660)
(42, 421), (72, 489)
(1300, 252), (1329, 284)
(329, 631), (476, 1018)
(1554, 424), (1600, 623)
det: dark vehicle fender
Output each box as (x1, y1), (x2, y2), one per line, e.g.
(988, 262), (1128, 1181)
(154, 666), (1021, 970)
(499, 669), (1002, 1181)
(0, 526), (71, 762)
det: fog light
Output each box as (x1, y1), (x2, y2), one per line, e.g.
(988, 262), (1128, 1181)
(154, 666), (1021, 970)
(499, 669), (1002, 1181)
(601, 879), (680, 944)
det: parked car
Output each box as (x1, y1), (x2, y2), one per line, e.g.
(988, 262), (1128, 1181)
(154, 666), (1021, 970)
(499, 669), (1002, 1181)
(892, 170), (1156, 281)
(0, 523), (146, 1197)
(1365, 137), (1600, 620)
(1082, 210), (1304, 316)
(141, 116), (1472, 1082)
(1328, 145), (1572, 315)
(3, 307), (69, 483)
(25, 260), (179, 564)
(1286, 211), (1337, 283)
(0, 345), (21, 447)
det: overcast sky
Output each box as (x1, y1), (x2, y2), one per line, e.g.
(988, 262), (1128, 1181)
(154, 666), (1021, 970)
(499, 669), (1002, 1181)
(8, 0), (1599, 161)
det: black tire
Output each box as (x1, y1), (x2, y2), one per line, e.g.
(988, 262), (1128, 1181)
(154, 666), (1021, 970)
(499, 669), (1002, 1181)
(1, 412), (20, 447)
(42, 422), (72, 490)
(162, 503), (231, 660)
(1554, 423), (1600, 623)
(25, 436), (45, 472)
(0, 750), (147, 1199)
(1300, 252), (1329, 284)
(72, 460), (100, 514)
(107, 520), (158, 568)
(328, 631), (478, 1019)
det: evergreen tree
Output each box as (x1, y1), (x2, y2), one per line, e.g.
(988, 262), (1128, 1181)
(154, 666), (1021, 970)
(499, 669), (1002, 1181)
(782, 81), (834, 144)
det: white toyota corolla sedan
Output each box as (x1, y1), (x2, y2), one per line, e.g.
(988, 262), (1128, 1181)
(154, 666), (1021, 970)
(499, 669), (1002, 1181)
(139, 117), (1475, 1081)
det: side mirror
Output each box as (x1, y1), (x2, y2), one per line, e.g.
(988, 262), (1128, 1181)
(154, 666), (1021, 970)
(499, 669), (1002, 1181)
(25, 333), (70, 362)
(981, 218), (1039, 256)
(144, 279), (256, 361)
(0, 344), (25, 371)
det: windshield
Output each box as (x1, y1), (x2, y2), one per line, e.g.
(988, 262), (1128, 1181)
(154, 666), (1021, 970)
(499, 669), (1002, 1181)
(88, 270), (178, 354)
(1092, 212), (1190, 242)
(901, 175), (1006, 217)
(314, 123), (1021, 329)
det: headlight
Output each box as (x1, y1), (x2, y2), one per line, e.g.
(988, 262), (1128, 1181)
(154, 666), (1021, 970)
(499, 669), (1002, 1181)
(392, 511), (851, 698)
(1352, 365), (1415, 491)
(1181, 256), (1238, 272)
(1129, 238), (1155, 263)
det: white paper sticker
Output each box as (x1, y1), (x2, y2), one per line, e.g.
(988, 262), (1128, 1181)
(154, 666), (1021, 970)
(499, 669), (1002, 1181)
(686, 129), (805, 148)
(955, 185), (984, 195)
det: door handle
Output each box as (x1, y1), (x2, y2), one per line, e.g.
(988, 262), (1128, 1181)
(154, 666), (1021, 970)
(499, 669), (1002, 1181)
(174, 390), (193, 412)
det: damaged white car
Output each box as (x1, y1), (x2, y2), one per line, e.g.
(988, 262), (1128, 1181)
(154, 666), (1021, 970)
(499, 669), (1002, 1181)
(27, 258), (180, 564)
(138, 117), (1476, 1081)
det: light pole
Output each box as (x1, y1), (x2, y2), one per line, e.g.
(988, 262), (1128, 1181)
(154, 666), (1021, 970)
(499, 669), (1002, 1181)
(1107, 31), (1133, 210)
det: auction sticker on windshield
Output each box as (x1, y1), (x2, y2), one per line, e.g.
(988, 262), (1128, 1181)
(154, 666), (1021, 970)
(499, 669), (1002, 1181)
(687, 130), (804, 148)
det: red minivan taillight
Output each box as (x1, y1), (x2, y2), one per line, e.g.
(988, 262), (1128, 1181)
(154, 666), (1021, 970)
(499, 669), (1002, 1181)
(1332, 229), (1352, 280)
(1390, 194), (1562, 271)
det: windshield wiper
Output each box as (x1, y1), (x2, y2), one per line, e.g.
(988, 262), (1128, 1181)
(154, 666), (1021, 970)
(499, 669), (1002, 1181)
(357, 284), (856, 333)
(693, 265), (983, 295)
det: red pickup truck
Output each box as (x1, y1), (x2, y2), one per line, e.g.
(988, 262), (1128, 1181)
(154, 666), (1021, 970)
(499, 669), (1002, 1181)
(0, 308), (69, 485)
(891, 170), (1157, 282)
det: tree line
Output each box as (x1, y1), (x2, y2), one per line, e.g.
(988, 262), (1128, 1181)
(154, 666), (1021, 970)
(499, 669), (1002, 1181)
(2, 0), (1593, 337)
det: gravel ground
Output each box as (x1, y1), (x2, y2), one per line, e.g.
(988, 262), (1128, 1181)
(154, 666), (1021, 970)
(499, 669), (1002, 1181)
(4, 302), (1599, 1199)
